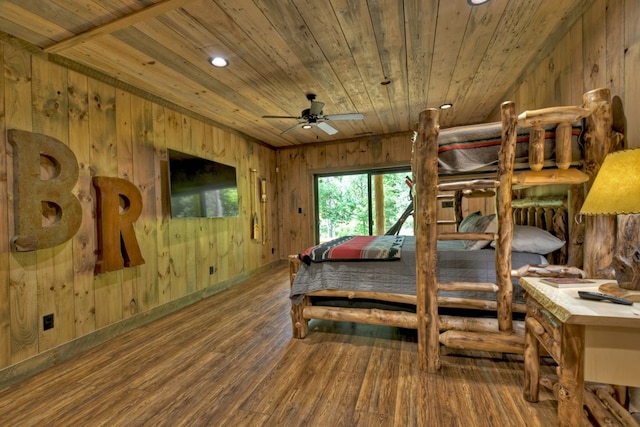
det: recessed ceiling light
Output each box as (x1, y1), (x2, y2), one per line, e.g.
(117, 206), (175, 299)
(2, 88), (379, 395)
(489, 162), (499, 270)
(209, 57), (229, 68)
(302, 124), (313, 130)
(439, 103), (453, 110)
(467, 0), (489, 5)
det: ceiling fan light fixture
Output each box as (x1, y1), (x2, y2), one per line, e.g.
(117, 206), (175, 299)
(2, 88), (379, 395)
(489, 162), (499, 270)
(467, 0), (489, 5)
(439, 103), (453, 110)
(209, 57), (229, 68)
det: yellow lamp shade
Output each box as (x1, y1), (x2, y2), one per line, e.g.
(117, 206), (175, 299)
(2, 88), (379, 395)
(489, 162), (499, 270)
(580, 148), (640, 215)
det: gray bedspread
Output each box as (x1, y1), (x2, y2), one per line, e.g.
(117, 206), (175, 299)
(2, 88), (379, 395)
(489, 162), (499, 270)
(290, 237), (547, 305)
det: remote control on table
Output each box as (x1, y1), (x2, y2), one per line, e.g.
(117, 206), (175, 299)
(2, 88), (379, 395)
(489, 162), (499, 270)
(578, 291), (634, 306)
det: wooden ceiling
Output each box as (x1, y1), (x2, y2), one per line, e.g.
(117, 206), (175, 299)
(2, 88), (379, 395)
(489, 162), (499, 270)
(0, 0), (590, 148)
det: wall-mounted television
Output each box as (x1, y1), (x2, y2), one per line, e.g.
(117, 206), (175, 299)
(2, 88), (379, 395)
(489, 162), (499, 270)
(167, 149), (239, 218)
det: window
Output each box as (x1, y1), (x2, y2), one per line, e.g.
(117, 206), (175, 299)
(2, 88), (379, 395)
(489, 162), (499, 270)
(315, 168), (413, 242)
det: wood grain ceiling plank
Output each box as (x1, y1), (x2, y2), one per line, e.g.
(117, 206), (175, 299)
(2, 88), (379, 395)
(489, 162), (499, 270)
(404, 0), (438, 129)
(329, 0), (391, 134)
(63, 36), (289, 145)
(290, 0), (371, 136)
(439, 0), (509, 128)
(459, 0), (546, 123)
(467, 0), (586, 123)
(424, 2), (471, 110)
(251, 1), (353, 114)
(139, 10), (306, 142)
(212, 0), (336, 114)
(49, 0), (115, 23)
(0, 2), (74, 46)
(171, 1), (303, 117)
(43, 0), (197, 53)
(366, 0), (411, 132)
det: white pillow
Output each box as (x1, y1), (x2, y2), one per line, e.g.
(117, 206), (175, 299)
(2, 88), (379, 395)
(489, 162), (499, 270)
(459, 213), (497, 250)
(491, 225), (565, 254)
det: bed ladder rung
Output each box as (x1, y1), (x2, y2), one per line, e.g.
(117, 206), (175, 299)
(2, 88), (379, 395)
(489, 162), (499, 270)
(438, 282), (498, 292)
(437, 179), (500, 192)
(437, 232), (495, 241)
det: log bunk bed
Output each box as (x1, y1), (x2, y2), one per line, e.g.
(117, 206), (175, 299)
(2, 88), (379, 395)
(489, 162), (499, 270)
(288, 88), (620, 372)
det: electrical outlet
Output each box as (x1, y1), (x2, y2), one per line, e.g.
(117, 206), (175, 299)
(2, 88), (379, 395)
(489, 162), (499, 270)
(209, 266), (215, 275)
(43, 314), (54, 331)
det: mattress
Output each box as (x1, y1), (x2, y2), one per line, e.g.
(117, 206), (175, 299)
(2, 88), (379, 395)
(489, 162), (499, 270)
(437, 122), (582, 173)
(290, 237), (547, 305)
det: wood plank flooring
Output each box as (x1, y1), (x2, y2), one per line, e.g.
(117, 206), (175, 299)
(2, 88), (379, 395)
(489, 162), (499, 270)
(0, 265), (558, 426)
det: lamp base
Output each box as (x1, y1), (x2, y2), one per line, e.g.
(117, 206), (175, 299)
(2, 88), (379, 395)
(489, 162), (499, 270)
(599, 282), (640, 303)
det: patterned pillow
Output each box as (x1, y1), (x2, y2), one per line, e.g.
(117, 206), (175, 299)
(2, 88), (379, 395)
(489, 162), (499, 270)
(459, 212), (497, 250)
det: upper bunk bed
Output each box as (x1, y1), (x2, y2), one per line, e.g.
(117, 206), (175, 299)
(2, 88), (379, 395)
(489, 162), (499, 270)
(288, 88), (621, 370)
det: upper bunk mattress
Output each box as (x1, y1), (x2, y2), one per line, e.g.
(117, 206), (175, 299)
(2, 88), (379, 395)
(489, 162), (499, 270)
(437, 122), (582, 173)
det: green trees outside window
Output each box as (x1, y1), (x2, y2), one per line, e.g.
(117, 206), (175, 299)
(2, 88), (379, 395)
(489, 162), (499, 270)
(316, 169), (413, 242)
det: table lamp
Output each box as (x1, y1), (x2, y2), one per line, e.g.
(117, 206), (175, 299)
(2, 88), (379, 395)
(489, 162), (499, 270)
(580, 148), (640, 292)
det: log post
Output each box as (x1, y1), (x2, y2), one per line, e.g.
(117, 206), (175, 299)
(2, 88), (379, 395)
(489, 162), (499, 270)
(495, 101), (517, 332)
(567, 185), (584, 268)
(528, 125), (545, 171)
(524, 316), (541, 402)
(415, 108), (440, 372)
(289, 255), (309, 338)
(582, 88), (623, 279)
(557, 323), (585, 427)
(555, 122), (573, 169)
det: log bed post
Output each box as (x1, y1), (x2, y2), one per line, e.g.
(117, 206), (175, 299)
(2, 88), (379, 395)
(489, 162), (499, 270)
(289, 255), (309, 338)
(496, 101), (517, 332)
(582, 88), (623, 279)
(415, 108), (440, 373)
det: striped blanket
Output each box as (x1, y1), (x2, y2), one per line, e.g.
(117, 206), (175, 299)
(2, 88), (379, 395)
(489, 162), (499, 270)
(299, 235), (405, 265)
(437, 122), (582, 173)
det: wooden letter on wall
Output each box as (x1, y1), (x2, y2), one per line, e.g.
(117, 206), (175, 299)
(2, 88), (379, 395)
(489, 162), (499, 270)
(93, 176), (145, 274)
(8, 129), (82, 251)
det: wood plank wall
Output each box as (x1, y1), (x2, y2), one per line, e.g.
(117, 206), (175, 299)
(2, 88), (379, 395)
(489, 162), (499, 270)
(277, 0), (640, 258)
(502, 0), (639, 150)
(0, 43), (279, 377)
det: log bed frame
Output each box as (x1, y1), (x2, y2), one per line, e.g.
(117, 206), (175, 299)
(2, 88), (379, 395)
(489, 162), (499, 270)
(288, 88), (623, 372)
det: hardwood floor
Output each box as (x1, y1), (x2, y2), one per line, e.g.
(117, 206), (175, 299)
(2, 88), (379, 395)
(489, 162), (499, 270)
(0, 265), (557, 426)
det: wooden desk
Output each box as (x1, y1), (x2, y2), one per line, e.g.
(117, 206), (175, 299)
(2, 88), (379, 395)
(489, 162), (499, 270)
(520, 277), (640, 427)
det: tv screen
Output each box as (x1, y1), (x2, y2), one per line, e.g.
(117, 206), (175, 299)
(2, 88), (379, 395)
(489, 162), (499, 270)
(167, 149), (239, 218)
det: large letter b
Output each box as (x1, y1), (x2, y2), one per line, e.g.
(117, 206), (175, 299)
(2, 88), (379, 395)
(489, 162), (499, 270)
(9, 129), (82, 251)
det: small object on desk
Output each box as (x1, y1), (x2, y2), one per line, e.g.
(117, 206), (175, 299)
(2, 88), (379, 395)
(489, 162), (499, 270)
(539, 277), (596, 288)
(578, 290), (634, 306)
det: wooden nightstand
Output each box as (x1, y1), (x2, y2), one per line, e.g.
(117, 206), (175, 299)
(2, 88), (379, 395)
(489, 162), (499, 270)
(519, 277), (640, 427)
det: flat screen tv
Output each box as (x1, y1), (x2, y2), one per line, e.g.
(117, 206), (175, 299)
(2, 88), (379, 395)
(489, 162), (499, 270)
(167, 149), (239, 218)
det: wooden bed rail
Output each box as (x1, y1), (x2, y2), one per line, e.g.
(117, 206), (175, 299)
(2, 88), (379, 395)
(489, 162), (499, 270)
(517, 105), (591, 171)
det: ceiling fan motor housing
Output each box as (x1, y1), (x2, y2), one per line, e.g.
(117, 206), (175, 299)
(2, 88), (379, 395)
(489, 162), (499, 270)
(301, 108), (319, 122)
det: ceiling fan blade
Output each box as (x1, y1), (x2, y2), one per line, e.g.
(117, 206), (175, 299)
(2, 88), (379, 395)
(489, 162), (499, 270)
(263, 115), (300, 119)
(310, 101), (324, 116)
(316, 121), (338, 135)
(323, 113), (364, 121)
(281, 123), (305, 134)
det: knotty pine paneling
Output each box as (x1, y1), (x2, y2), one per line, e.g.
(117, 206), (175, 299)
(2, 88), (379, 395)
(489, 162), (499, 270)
(0, 41), (9, 368)
(0, 44), (278, 379)
(505, 0), (638, 149)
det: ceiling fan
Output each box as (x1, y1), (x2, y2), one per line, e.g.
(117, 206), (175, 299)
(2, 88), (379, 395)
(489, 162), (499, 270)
(262, 94), (364, 135)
